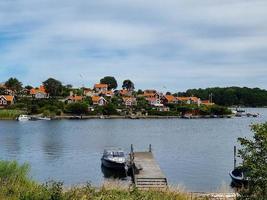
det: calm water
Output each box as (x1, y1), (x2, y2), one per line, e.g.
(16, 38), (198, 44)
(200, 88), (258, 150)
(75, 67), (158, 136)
(0, 108), (266, 192)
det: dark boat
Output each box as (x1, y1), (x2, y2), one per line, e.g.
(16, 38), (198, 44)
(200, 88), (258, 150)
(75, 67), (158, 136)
(229, 167), (248, 185)
(101, 148), (127, 170)
(101, 164), (127, 179)
(229, 146), (248, 186)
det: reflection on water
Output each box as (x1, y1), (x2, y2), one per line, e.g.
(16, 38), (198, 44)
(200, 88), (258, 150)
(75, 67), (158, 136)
(101, 164), (127, 179)
(0, 108), (266, 192)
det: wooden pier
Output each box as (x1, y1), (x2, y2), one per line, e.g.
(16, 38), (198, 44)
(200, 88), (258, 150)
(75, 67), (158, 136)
(129, 145), (168, 189)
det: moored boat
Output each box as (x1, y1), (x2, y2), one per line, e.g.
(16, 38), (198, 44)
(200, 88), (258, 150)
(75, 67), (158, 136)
(101, 148), (127, 170)
(229, 167), (248, 185)
(17, 115), (31, 121)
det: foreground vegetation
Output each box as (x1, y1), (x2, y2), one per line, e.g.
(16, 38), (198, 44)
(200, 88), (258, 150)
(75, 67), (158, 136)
(0, 109), (24, 120)
(237, 122), (267, 200)
(0, 160), (205, 200)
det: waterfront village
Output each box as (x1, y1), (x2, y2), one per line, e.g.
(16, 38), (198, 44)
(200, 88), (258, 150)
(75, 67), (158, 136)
(0, 77), (232, 119)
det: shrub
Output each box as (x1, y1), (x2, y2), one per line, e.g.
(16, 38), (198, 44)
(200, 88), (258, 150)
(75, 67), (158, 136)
(65, 102), (88, 115)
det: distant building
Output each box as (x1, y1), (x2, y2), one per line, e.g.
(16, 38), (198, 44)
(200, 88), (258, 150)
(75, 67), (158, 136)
(146, 97), (161, 106)
(94, 84), (108, 93)
(92, 96), (107, 106)
(83, 88), (95, 97)
(0, 95), (14, 108)
(122, 97), (137, 107)
(30, 86), (49, 99)
(201, 100), (214, 106)
(65, 95), (83, 103)
(176, 96), (201, 106)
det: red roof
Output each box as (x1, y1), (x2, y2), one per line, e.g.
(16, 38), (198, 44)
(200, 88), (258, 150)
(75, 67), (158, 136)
(0, 95), (14, 102)
(94, 83), (108, 88)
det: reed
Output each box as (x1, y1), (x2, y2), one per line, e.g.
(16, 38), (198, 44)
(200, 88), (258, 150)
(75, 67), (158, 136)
(0, 109), (23, 119)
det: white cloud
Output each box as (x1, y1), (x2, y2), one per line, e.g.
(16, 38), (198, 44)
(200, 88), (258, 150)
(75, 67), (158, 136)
(0, 0), (267, 91)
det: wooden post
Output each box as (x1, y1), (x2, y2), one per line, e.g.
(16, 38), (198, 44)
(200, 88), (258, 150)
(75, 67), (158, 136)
(234, 146), (237, 169)
(131, 144), (134, 162)
(149, 144), (152, 152)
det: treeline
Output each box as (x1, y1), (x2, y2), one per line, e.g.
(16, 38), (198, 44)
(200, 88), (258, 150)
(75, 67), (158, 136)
(176, 87), (267, 107)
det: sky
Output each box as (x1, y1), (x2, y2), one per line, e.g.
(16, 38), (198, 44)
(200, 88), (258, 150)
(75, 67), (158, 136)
(0, 0), (267, 92)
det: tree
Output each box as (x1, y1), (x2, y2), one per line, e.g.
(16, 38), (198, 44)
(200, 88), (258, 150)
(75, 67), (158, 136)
(100, 76), (117, 90)
(65, 102), (88, 115)
(166, 91), (172, 95)
(43, 78), (63, 97)
(122, 79), (135, 91)
(25, 85), (33, 90)
(237, 122), (267, 200)
(5, 77), (23, 92)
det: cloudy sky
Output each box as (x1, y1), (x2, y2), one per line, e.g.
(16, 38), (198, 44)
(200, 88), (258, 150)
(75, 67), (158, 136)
(0, 0), (267, 91)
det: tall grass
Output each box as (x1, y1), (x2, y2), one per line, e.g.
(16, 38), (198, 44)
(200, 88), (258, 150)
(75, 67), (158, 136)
(0, 160), (209, 200)
(0, 109), (23, 120)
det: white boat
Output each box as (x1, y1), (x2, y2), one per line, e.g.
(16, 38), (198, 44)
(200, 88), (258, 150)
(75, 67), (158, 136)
(17, 115), (31, 121)
(36, 116), (51, 120)
(101, 148), (127, 170)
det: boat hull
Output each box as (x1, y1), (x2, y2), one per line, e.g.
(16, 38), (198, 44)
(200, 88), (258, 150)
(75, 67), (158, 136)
(101, 158), (126, 170)
(229, 169), (248, 185)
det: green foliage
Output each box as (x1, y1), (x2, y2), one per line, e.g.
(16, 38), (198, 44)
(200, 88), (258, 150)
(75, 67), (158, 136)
(0, 160), (208, 199)
(237, 122), (267, 200)
(5, 77), (23, 92)
(176, 87), (267, 107)
(148, 110), (179, 116)
(122, 79), (135, 90)
(65, 102), (88, 115)
(0, 109), (23, 119)
(102, 103), (118, 115)
(43, 78), (63, 97)
(136, 97), (150, 110)
(100, 76), (118, 90)
(84, 96), (93, 105)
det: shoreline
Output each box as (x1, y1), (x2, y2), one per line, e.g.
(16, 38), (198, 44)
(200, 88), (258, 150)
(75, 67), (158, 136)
(0, 114), (234, 121)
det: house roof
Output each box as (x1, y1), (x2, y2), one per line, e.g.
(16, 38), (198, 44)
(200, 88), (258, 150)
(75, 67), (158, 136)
(176, 96), (199, 103)
(94, 83), (108, 88)
(0, 95), (14, 101)
(101, 90), (114, 96)
(68, 95), (83, 101)
(92, 95), (106, 102)
(146, 97), (159, 102)
(30, 86), (47, 95)
(122, 97), (136, 101)
(165, 95), (175, 102)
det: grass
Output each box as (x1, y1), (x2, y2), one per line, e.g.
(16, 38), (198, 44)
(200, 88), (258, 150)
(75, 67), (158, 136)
(0, 160), (212, 200)
(0, 109), (24, 120)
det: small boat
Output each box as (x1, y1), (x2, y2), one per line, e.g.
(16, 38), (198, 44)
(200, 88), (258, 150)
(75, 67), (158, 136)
(101, 148), (127, 170)
(17, 115), (31, 121)
(229, 167), (248, 185)
(229, 146), (248, 186)
(36, 116), (51, 120)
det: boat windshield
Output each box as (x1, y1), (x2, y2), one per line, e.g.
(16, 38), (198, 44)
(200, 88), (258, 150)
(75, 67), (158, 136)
(105, 150), (124, 157)
(112, 151), (124, 157)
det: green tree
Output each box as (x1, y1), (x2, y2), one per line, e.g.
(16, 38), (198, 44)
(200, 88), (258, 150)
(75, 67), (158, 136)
(65, 102), (88, 115)
(25, 85), (33, 90)
(43, 78), (63, 97)
(122, 79), (135, 91)
(237, 122), (267, 200)
(100, 76), (118, 90)
(5, 77), (23, 92)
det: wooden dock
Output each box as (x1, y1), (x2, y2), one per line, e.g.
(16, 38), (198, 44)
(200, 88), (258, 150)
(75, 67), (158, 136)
(130, 145), (168, 189)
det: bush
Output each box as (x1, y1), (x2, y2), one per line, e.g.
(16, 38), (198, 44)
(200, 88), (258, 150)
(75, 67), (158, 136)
(0, 109), (23, 119)
(237, 123), (267, 200)
(65, 102), (88, 115)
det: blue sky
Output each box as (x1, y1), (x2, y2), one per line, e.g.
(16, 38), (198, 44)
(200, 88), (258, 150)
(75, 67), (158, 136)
(0, 0), (267, 92)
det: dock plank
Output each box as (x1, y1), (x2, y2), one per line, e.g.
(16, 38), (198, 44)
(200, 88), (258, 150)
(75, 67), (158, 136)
(133, 152), (167, 189)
